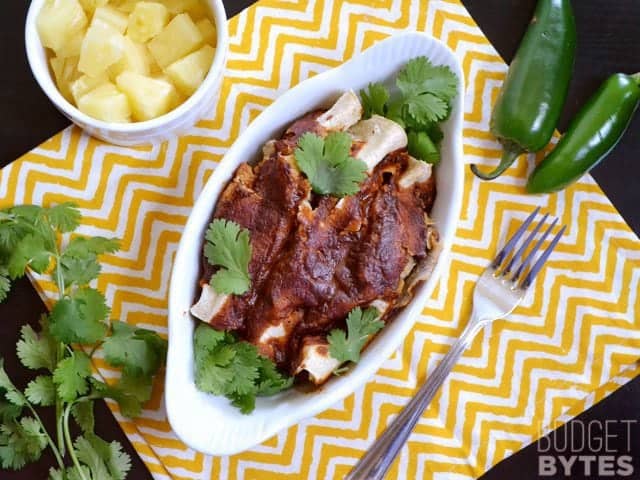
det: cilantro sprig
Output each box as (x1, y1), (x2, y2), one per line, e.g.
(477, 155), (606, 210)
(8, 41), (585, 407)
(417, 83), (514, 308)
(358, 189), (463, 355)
(294, 132), (368, 197)
(328, 307), (384, 367)
(359, 56), (458, 165)
(0, 204), (167, 479)
(205, 219), (252, 295)
(194, 324), (293, 414)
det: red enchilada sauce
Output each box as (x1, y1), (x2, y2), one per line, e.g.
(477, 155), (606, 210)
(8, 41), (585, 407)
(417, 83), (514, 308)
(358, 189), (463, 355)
(199, 111), (436, 374)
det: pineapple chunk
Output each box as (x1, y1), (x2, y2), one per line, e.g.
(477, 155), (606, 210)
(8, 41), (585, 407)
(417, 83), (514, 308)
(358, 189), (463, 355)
(114, 0), (141, 13)
(161, 0), (199, 14)
(109, 36), (151, 78)
(77, 83), (131, 122)
(78, 0), (108, 14)
(78, 21), (126, 77)
(93, 5), (129, 34)
(196, 18), (216, 47)
(149, 57), (163, 76)
(162, 0), (208, 18)
(164, 44), (214, 96)
(70, 73), (109, 104)
(116, 71), (178, 121)
(50, 56), (80, 103)
(185, 2), (208, 20)
(37, 0), (88, 52)
(152, 74), (185, 108)
(148, 13), (203, 68)
(55, 28), (86, 58)
(128, 2), (169, 43)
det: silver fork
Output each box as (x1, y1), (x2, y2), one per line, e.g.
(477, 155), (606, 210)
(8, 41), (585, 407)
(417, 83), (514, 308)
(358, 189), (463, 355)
(346, 207), (566, 480)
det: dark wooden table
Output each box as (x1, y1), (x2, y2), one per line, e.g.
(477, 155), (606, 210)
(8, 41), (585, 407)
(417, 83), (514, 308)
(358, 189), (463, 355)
(1, 1), (638, 478)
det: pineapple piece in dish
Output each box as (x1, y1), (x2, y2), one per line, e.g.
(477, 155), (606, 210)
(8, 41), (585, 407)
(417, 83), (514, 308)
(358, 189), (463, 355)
(148, 13), (203, 68)
(78, 20), (126, 77)
(37, 0), (88, 52)
(164, 44), (214, 96)
(116, 71), (178, 121)
(77, 83), (131, 122)
(127, 2), (169, 43)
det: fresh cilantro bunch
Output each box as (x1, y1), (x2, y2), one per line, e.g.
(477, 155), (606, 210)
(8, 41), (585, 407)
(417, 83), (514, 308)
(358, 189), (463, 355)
(193, 324), (292, 414)
(360, 56), (458, 165)
(0, 204), (167, 479)
(328, 307), (384, 373)
(294, 132), (368, 197)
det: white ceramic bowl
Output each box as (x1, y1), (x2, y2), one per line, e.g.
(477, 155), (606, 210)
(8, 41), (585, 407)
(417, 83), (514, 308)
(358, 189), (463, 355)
(25, 0), (228, 146)
(167, 32), (465, 456)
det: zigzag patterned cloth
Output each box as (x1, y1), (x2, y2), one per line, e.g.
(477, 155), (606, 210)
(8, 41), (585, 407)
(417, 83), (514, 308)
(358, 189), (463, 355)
(2, 0), (639, 478)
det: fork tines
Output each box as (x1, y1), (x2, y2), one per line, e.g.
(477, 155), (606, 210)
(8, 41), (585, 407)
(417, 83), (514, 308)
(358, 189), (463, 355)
(492, 208), (566, 289)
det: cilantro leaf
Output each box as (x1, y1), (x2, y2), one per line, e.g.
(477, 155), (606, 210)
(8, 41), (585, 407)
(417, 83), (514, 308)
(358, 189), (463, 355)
(65, 236), (121, 256)
(230, 393), (255, 414)
(328, 307), (384, 364)
(0, 267), (10, 303)
(194, 339), (236, 396)
(0, 359), (25, 407)
(193, 324), (292, 414)
(74, 435), (112, 480)
(194, 321), (227, 350)
(66, 465), (92, 480)
(294, 132), (368, 197)
(81, 434), (131, 480)
(117, 371), (153, 403)
(48, 467), (65, 480)
(103, 321), (166, 377)
(204, 219), (252, 295)
(8, 234), (51, 278)
(47, 203), (81, 233)
(404, 93), (449, 126)
(9, 205), (44, 223)
(16, 324), (57, 372)
(71, 401), (95, 434)
(72, 434), (132, 480)
(56, 236), (119, 287)
(52, 351), (92, 402)
(256, 356), (294, 396)
(0, 417), (47, 469)
(58, 253), (101, 287)
(50, 288), (109, 344)
(0, 396), (23, 423)
(396, 57), (457, 127)
(396, 56), (458, 102)
(385, 99), (406, 128)
(24, 376), (56, 406)
(0, 217), (31, 254)
(89, 379), (144, 418)
(360, 82), (389, 118)
(225, 342), (260, 396)
(6, 206), (56, 251)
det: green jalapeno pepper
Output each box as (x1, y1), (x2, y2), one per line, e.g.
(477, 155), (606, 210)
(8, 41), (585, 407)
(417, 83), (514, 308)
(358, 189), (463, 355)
(471, 0), (576, 180)
(527, 73), (640, 193)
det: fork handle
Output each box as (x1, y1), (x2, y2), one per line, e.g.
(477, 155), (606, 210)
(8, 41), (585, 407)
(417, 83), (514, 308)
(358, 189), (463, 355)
(346, 321), (483, 480)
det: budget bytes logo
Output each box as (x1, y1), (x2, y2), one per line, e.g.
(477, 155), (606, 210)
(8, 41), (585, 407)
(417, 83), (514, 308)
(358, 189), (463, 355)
(538, 420), (637, 477)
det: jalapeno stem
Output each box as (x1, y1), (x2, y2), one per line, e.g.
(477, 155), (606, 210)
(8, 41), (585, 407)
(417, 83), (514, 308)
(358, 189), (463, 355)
(632, 73), (640, 85)
(471, 145), (523, 180)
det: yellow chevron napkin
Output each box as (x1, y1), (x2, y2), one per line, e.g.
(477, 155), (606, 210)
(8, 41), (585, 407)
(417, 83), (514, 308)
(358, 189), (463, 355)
(2, 0), (639, 478)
